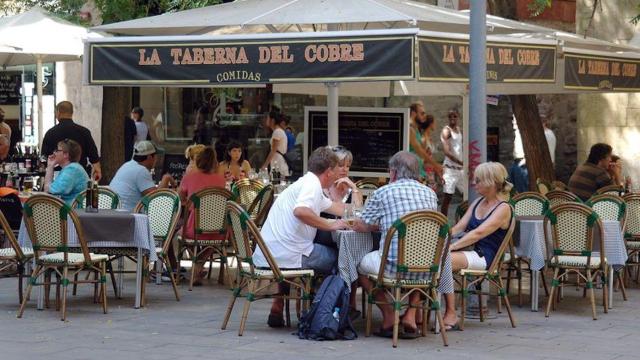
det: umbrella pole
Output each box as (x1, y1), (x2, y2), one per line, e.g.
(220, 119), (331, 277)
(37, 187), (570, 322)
(326, 82), (339, 146)
(36, 55), (44, 146)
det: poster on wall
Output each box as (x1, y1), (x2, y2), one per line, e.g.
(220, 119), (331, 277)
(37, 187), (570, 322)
(304, 107), (409, 177)
(0, 72), (21, 105)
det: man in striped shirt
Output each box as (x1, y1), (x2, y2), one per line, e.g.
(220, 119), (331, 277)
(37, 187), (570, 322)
(568, 143), (621, 201)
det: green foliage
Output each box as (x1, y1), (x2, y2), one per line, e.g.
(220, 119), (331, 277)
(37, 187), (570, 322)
(631, 4), (640, 25)
(527, 0), (552, 17)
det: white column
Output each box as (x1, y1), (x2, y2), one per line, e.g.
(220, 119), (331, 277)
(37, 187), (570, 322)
(326, 82), (339, 146)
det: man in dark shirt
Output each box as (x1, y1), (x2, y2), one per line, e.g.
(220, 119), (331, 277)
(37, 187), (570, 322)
(568, 143), (620, 201)
(41, 101), (102, 181)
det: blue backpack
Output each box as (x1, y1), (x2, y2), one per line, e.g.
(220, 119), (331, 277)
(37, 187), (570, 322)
(297, 275), (357, 341)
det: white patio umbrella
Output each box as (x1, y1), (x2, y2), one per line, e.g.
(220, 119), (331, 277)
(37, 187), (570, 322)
(0, 6), (101, 144)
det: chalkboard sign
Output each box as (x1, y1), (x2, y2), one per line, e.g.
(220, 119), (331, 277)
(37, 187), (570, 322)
(162, 153), (189, 182)
(0, 72), (21, 105)
(305, 107), (409, 177)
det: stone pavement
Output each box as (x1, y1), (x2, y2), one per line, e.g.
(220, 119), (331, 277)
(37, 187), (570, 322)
(0, 271), (639, 360)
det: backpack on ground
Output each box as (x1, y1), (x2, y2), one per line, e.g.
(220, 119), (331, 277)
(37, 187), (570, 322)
(297, 275), (357, 341)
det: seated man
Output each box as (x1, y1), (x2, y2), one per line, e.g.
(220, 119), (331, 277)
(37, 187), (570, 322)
(253, 146), (349, 327)
(44, 139), (88, 205)
(109, 141), (174, 211)
(568, 142), (621, 201)
(354, 151), (441, 338)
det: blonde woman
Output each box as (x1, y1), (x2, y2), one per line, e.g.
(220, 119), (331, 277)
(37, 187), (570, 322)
(442, 162), (513, 330)
(326, 146), (363, 208)
(184, 144), (206, 175)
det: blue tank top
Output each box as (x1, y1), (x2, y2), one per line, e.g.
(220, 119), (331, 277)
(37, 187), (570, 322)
(467, 198), (510, 269)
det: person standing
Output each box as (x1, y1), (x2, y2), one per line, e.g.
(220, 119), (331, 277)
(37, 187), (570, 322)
(542, 115), (556, 166)
(440, 109), (464, 216)
(131, 107), (150, 144)
(260, 111), (289, 177)
(409, 103), (443, 182)
(41, 101), (102, 181)
(124, 114), (137, 161)
(43, 139), (88, 205)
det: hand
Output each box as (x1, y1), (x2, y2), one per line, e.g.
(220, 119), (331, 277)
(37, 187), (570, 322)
(329, 219), (350, 231)
(434, 163), (444, 178)
(46, 154), (56, 168)
(161, 174), (176, 188)
(334, 177), (356, 190)
(92, 167), (102, 182)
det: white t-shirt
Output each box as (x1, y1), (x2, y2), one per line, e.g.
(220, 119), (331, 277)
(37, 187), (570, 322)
(253, 172), (332, 269)
(270, 127), (289, 175)
(135, 121), (149, 144)
(109, 160), (156, 211)
(544, 127), (556, 165)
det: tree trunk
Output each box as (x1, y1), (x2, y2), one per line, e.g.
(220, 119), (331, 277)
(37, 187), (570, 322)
(100, 87), (131, 184)
(510, 95), (555, 189)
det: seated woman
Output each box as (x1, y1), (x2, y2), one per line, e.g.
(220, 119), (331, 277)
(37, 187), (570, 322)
(184, 144), (206, 175)
(178, 146), (226, 286)
(442, 162), (513, 331)
(216, 140), (252, 182)
(44, 139), (88, 205)
(326, 146), (363, 208)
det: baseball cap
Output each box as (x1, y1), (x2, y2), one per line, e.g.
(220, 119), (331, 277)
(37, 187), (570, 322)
(133, 141), (156, 156)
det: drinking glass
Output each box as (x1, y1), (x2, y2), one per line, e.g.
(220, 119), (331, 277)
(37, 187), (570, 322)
(23, 176), (34, 194)
(343, 204), (355, 226)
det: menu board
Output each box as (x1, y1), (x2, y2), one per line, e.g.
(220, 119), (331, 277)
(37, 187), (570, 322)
(162, 153), (189, 182)
(305, 107), (409, 177)
(0, 72), (21, 105)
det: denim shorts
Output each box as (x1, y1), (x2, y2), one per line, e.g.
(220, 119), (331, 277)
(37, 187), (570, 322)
(301, 243), (337, 276)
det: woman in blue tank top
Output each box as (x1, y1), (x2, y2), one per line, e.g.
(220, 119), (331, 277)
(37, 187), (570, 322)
(441, 162), (513, 331)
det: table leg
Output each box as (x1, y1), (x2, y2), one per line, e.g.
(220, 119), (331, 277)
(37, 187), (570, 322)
(117, 257), (124, 299)
(155, 258), (161, 285)
(608, 265), (614, 309)
(531, 270), (539, 312)
(135, 248), (142, 309)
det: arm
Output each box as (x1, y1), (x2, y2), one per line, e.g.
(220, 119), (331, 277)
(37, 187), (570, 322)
(353, 219), (379, 233)
(159, 174), (175, 188)
(241, 160), (252, 177)
(450, 203), (511, 251)
(91, 162), (102, 182)
(261, 137), (281, 170)
(293, 206), (348, 231)
(43, 155), (56, 193)
(323, 200), (347, 217)
(440, 127), (463, 165)
(450, 198), (479, 236)
(334, 178), (363, 207)
(409, 127), (432, 162)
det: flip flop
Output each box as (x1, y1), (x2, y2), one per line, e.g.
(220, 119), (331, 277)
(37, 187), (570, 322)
(444, 323), (462, 331)
(267, 314), (285, 328)
(373, 327), (394, 338)
(400, 327), (421, 339)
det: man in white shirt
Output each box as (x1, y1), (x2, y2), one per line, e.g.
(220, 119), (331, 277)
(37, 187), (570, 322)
(253, 146), (349, 327)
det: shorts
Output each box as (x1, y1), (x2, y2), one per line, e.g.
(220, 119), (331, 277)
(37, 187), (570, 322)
(301, 243), (337, 276)
(461, 251), (487, 270)
(443, 167), (465, 195)
(358, 250), (382, 275)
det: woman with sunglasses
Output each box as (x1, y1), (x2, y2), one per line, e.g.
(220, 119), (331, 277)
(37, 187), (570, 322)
(44, 139), (89, 205)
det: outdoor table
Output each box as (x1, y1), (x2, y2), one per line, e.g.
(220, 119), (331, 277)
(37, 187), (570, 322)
(18, 209), (156, 309)
(516, 216), (627, 311)
(332, 230), (455, 294)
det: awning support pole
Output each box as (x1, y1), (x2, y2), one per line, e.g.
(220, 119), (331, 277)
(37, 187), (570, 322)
(326, 82), (339, 146)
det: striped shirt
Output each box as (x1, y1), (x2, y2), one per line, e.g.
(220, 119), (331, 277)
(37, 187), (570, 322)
(568, 163), (612, 201)
(360, 178), (438, 279)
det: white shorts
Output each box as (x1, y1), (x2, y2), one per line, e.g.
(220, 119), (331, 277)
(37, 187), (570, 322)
(442, 167), (465, 195)
(461, 251), (487, 270)
(358, 250), (382, 275)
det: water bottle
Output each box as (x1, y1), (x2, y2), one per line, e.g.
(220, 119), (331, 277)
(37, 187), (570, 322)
(332, 307), (340, 322)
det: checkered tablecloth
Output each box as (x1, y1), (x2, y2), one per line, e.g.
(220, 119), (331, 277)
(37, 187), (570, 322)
(516, 218), (626, 268)
(332, 230), (454, 294)
(18, 213), (157, 262)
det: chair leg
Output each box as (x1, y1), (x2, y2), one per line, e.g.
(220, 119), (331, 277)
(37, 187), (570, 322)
(618, 271), (628, 301)
(55, 272), (61, 311)
(498, 278), (516, 328)
(392, 287), (400, 348)
(365, 288), (373, 337)
(17, 262), (24, 304)
(587, 270), (597, 320)
(17, 264), (41, 318)
(106, 260), (118, 297)
(602, 270), (608, 314)
(540, 268), (550, 297)
(141, 256), (149, 307)
(44, 270), (51, 309)
(101, 262), (108, 314)
(433, 288), (448, 346)
(361, 287), (366, 319)
(477, 282), (484, 323)
(163, 255), (180, 301)
(545, 268), (559, 317)
(60, 266), (69, 321)
(517, 261), (523, 307)
(460, 275), (467, 330)
(221, 281), (240, 330)
(238, 280), (256, 336)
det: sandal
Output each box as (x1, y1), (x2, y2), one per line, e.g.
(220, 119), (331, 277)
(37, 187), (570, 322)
(444, 323), (462, 331)
(400, 327), (421, 339)
(373, 327), (394, 338)
(267, 313), (285, 328)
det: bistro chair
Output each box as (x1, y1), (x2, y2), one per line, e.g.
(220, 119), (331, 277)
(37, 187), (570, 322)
(596, 184), (624, 197)
(247, 184), (274, 228)
(355, 178), (380, 201)
(134, 189), (182, 305)
(363, 210), (450, 348)
(546, 190), (581, 208)
(622, 193), (640, 283)
(0, 210), (34, 304)
(231, 179), (264, 213)
(454, 200), (469, 223)
(544, 202), (608, 320)
(456, 210), (517, 330)
(221, 201), (314, 336)
(536, 178), (552, 195)
(551, 180), (567, 191)
(178, 187), (235, 290)
(586, 194), (627, 300)
(506, 192), (550, 306)
(18, 194), (108, 321)
(71, 186), (120, 210)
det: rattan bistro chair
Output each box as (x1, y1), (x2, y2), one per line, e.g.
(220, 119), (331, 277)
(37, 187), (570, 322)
(71, 186), (120, 210)
(231, 179), (264, 214)
(247, 184), (274, 228)
(596, 184), (625, 197)
(179, 187), (235, 290)
(454, 200), (469, 223)
(362, 210), (450, 348)
(134, 189), (182, 305)
(0, 211), (34, 303)
(457, 211), (517, 330)
(544, 203), (608, 320)
(506, 192), (550, 305)
(222, 201), (314, 336)
(586, 194), (627, 300)
(546, 190), (581, 208)
(622, 193), (640, 283)
(18, 195), (108, 321)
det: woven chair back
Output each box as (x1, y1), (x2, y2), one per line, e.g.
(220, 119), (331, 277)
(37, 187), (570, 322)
(135, 189), (181, 247)
(23, 194), (91, 262)
(545, 202), (601, 257)
(188, 187), (234, 235)
(596, 184), (624, 196)
(380, 210), (449, 281)
(247, 184), (274, 227)
(546, 190), (581, 208)
(511, 192), (548, 217)
(486, 208), (516, 274)
(623, 194), (640, 238)
(455, 200), (469, 222)
(72, 186), (120, 210)
(232, 179), (264, 215)
(355, 178), (380, 190)
(587, 194), (626, 225)
(0, 209), (25, 259)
